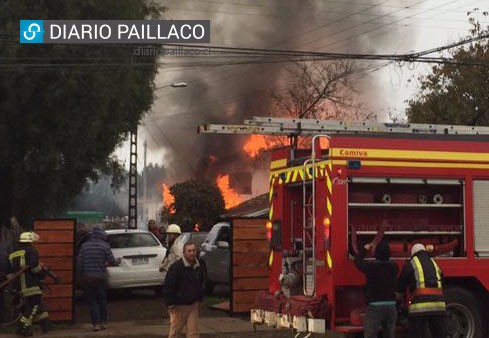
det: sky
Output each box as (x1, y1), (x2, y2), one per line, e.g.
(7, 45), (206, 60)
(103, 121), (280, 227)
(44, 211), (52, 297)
(114, 0), (489, 184)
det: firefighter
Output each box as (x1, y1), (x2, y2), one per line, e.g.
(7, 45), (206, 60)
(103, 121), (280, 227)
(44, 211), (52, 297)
(9, 231), (51, 336)
(159, 224), (184, 280)
(397, 243), (448, 338)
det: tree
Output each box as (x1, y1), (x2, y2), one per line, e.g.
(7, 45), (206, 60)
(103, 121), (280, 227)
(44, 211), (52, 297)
(271, 60), (375, 120)
(255, 60), (376, 151)
(0, 1), (162, 227)
(406, 11), (489, 125)
(162, 180), (225, 232)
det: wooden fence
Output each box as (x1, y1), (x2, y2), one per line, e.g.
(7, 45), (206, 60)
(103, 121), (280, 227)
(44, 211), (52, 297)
(230, 218), (269, 314)
(34, 219), (75, 322)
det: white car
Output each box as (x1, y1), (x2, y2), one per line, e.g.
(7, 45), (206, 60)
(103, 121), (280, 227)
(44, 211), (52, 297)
(105, 229), (167, 290)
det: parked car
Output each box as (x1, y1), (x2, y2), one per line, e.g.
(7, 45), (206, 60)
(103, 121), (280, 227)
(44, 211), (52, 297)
(199, 223), (230, 293)
(105, 229), (167, 291)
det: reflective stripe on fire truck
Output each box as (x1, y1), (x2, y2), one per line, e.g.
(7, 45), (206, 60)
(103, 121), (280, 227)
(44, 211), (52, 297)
(326, 251), (332, 269)
(271, 163), (327, 185)
(325, 162), (333, 269)
(340, 159), (489, 170)
(331, 147), (489, 163)
(268, 174), (275, 267)
(271, 158), (287, 170)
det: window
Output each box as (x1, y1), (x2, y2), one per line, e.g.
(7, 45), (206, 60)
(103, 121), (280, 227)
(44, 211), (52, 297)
(108, 233), (159, 249)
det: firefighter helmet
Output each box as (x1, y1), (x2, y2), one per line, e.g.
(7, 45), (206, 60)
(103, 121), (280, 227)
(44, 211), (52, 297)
(167, 224), (181, 234)
(411, 243), (426, 256)
(19, 231), (40, 243)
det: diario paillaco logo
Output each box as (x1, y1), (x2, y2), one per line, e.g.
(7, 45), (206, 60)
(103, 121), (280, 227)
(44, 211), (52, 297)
(20, 20), (45, 43)
(19, 20), (210, 44)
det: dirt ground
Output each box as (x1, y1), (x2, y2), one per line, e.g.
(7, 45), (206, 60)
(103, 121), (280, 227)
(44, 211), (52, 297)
(71, 287), (294, 338)
(74, 286), (232, 324)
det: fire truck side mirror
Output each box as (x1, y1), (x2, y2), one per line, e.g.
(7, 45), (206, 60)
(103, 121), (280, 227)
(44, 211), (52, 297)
(271, 221), (282, 250)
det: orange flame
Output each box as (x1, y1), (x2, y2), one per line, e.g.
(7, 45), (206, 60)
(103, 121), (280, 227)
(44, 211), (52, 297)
(243, 134), (330, 158)
(216, 174), (242, 209)
(243, 135), (268, 157)
(243, 135), (287, 158)
(162, 183), (175, 214)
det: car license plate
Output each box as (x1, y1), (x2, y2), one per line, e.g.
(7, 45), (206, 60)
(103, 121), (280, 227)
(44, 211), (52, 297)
(132, 257), (149, 265)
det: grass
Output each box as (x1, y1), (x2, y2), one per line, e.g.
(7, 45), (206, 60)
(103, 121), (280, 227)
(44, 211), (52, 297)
(204, 295), (229, 306)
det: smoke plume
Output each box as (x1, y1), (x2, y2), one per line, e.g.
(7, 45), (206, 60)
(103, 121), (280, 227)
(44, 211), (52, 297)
(146, 0), (415, 189)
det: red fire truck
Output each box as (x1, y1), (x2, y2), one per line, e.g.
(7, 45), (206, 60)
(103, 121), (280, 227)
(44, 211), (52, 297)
(199, 117), (489, 337)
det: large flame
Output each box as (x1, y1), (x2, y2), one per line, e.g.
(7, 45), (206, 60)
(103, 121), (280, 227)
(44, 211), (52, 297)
(216, 174), (242, 209)
(243, 135), (269, 158)
(243, 134), (330, 158)
(162, 183), (175, 214)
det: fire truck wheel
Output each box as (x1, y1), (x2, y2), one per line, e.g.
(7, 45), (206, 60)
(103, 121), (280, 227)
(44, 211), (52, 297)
(445, 287), (482, 338)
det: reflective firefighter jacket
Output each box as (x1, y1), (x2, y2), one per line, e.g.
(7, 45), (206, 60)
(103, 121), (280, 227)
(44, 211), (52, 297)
(9, 245), (43, 297)
(398, 250), (446, 316)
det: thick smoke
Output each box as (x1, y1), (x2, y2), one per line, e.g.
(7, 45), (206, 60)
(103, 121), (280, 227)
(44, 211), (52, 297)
(146, 0), (414, 188)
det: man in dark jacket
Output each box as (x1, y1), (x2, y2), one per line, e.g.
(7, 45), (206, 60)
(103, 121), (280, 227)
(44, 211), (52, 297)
(9, 231), (51, 336)
(77, 226), (120, 332)
(398, 243), (448, 338)
(162, 242), (204, 338)
(355, 240), (398, 338)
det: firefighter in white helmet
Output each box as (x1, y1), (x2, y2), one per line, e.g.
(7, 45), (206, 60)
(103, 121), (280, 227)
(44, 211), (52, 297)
(9, 232), (52, 336)
(397, 243), (448, 338)
(159, 224), (184, 280)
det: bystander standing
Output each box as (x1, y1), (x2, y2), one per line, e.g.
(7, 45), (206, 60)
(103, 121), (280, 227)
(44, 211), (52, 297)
(77, 226), (120, 332)
(162, 242), (204, 338)
(148, 219), (167, 245)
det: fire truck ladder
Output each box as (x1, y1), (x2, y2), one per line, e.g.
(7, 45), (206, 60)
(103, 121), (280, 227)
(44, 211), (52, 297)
(198, 116), (489, 136)
(302, 134), (329, 296)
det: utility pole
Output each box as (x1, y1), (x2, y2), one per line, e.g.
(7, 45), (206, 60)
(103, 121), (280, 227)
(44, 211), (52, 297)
(128, 82), (187, 229)
(128, 130), (137, 229)
(143, 139), (148, 225)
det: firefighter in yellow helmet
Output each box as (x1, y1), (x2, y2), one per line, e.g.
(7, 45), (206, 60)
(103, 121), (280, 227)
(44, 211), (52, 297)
(9, 232), (51, 336)
(159, 224), (184, 280)
(397, 243), (448, 338)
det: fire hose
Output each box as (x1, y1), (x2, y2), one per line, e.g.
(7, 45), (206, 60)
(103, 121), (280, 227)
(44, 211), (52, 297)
(351, 224), (386, 255)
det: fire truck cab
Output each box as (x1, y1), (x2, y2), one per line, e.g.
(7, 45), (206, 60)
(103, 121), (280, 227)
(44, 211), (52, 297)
(199, 117), (489, 337)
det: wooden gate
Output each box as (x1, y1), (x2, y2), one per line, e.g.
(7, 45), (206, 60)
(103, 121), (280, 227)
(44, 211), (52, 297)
(34, 219), (75, 322)
(230, 218), (269, 314)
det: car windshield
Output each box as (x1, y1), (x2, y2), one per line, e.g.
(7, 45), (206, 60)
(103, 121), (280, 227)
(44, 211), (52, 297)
(108, 233), (159, 249)
(191, 233), (207, 244)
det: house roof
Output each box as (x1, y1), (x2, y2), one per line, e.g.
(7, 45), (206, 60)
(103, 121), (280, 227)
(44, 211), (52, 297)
(222, 193), (269, 219)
